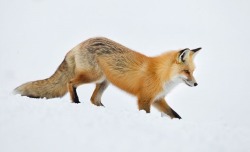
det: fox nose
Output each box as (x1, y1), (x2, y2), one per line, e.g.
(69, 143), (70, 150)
(194, 83), (198, 86)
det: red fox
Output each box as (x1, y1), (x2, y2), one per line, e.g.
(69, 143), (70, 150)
(14, 37), (201, 119)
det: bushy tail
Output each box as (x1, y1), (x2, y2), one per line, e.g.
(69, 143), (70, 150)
(14, 58), (75, 99)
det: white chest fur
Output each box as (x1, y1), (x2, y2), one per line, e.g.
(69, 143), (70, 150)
(154, 77), (182, 101)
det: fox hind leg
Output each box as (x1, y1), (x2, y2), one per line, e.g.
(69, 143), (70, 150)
(68, 81), (81, 103)
(67, 73), (96, 103)
(90, 80), (109, 107)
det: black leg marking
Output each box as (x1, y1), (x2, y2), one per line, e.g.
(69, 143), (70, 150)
(72, 87), (80, 103)
(171, 108), (182, 119)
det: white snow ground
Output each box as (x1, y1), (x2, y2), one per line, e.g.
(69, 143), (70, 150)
(1, 0), (250, 152)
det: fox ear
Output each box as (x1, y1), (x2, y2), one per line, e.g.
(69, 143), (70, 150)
(177, 48), (190, 63)
(191, 47), (201, 59)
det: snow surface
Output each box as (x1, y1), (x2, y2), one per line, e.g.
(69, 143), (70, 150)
(1, 0), (250, 152)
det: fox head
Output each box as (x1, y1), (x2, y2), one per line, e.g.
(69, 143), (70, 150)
(172, 48), (201, 87)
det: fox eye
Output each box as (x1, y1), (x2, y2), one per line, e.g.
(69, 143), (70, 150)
(183, 70), (190, 74)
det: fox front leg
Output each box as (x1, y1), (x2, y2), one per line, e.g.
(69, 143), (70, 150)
(137, 97), (152, 113)
(153, 98), (181, 119)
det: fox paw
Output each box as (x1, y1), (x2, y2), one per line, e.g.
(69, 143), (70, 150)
(72, 100), (81, 104)
(93, 102), (105, 107)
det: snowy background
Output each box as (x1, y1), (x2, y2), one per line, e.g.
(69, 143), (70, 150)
(1, 0), (250, 152)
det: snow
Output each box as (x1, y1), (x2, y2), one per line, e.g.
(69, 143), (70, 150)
(2, 97), (249, 152)
(1, 0), (250, 152)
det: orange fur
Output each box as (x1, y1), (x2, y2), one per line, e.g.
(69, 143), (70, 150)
(14, 37), (201, 119)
